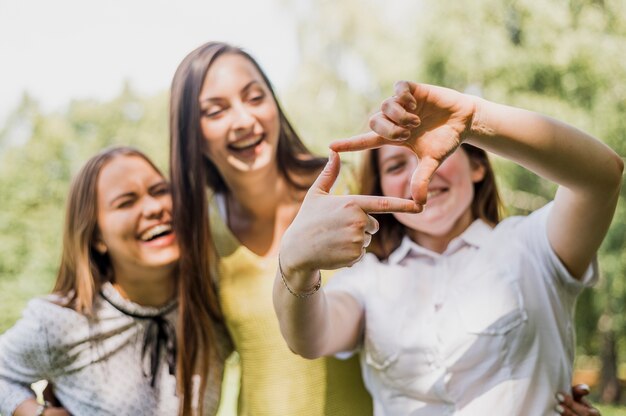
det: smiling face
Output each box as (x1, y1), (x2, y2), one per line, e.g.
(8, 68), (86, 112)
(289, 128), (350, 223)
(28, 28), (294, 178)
(378, 146), (485, 244)
(198, 53), (280, 179)
(94, 155), (179, 281)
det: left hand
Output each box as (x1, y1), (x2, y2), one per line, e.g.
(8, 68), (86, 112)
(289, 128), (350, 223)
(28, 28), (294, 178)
(330, 81), (477, 205)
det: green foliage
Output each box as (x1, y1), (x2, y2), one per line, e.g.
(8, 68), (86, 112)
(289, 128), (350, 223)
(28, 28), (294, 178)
(0, 0), (624, 406)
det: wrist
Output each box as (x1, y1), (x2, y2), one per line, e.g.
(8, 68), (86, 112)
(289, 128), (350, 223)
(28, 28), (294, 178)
(278, 253), (321, 298)
(463, 96), (492, 143)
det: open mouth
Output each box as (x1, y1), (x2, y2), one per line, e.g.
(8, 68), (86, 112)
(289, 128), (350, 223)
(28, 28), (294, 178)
(427, 188), (448, 200)
(228, 134), (264, 152)
(139, 223), (173, 242)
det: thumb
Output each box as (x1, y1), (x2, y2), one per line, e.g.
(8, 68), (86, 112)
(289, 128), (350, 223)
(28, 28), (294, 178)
(311, 150), (341, 194)
(410, 156), (440, 205)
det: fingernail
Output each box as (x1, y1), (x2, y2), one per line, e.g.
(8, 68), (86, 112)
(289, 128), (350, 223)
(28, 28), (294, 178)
(408, 101), (417, 111)
(555, 393), (565, 402)
(579, 383), (590, 393)
(555, 404), (564, 414)
(407, 120), (421, 128)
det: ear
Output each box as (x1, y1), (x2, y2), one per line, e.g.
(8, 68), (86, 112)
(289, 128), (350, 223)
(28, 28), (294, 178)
(470, 161), (486, 183)
(93, 237), (108, 254)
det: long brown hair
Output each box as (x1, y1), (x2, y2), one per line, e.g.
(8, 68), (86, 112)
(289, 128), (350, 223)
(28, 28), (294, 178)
(169, 41), (326, 415)
(53, 146), (163, 314)
(361, 143), (503, 259)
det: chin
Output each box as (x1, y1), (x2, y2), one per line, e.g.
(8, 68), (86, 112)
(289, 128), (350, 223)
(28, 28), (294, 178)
(395, 212), (458, 237)
(227, 151), (274, 173)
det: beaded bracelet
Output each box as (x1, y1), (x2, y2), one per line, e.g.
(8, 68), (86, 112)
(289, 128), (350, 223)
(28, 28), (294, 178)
(278, 254), (322, 299)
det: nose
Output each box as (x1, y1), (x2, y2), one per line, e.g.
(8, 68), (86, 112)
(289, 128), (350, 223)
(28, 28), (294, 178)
(142, 195), (165, 219)
(231, 102), (256, 131)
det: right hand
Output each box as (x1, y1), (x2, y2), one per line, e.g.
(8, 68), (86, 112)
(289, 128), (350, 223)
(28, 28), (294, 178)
(556, 384), (601, 416)
(42, 382), (70, 415)
(280, 150), (420, 279)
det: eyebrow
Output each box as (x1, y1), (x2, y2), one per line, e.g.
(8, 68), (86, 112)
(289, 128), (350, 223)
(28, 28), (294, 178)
(199, 80), (260, 104)
(380, 154), (404, 165)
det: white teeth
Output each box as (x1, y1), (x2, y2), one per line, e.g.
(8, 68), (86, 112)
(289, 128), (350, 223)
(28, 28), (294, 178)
(427, 189), (444, 199)
(230, 135), (262, 150)
(140, 224), (172, 241)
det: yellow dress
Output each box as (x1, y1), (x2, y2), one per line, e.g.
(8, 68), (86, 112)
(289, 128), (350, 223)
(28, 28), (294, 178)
(209, 193), (373, 416)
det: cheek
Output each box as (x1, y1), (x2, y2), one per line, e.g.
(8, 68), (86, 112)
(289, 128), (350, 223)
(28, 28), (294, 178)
(260, 105), (280, 134)
(98, 214), (132, 246)
(380, 175), (408, 198)
(200, 119), (227, 147)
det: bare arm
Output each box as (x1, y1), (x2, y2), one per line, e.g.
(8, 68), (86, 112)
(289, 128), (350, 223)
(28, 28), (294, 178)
(466, 97), (622, 278)
(332, 81), (623, 279)
(273, 151), (420, 358)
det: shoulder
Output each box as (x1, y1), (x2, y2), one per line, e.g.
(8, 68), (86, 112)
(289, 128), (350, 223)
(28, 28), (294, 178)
(18, 296), (79, 325)
(488, 202), (553, 245)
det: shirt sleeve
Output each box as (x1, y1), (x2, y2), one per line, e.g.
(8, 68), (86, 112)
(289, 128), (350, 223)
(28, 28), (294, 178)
(0, 298), (52, 415)
(514, 202), (599, 295)
(324, 253), (379, 307)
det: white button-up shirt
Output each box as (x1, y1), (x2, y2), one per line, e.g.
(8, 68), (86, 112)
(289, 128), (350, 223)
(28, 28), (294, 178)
(326, 203), (597, 416)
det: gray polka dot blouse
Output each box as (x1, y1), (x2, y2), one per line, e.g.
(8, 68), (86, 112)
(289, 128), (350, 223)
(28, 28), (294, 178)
(0, 283), (227, 415)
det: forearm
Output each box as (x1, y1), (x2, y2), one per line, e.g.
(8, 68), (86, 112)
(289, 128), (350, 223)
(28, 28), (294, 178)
(272, 265), (336, 359)
(466, 97), (623, 194)
(467, 97), (623, 276)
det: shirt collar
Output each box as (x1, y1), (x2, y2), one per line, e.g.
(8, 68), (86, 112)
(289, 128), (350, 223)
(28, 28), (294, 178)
(100, 282), (177, 318)
(387, 218), (493, 265)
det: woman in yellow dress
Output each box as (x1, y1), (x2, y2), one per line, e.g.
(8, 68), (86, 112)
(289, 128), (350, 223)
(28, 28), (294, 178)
(167, 41), (407, 415)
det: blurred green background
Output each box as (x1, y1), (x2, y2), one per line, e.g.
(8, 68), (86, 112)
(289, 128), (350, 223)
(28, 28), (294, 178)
(1, 0), (625, 412)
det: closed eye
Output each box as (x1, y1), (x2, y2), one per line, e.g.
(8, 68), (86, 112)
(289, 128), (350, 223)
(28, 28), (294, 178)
(384, 161), (406, 174)
(150, 183), (171, 197)
(248, 94), (265, 104)
(202, 107), (225, 119)
(115, 198), (136, 209)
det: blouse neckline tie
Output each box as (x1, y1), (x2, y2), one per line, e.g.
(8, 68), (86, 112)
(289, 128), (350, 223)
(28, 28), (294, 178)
(100, 288), (177, 388)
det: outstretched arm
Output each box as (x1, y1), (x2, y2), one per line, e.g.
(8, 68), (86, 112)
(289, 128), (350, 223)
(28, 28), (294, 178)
(332, 81), (623, 279)
(273, 151), (420, 358)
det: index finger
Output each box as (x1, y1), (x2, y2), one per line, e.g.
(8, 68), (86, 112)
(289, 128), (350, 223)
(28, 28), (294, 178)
(330, 131), (389, 153)
(571, 384), (590, 402)
(348, 194), (422, 214)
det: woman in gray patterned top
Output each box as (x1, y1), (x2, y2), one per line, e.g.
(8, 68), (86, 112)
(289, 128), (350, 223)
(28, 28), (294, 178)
(0, 146), (228, 416)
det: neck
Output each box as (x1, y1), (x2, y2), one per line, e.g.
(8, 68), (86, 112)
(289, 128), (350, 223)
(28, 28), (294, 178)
(219, 164), (313, 257)
(224, 163), (288, 221)
(112, 265), (176, 307)
(408, 211), (475, 254)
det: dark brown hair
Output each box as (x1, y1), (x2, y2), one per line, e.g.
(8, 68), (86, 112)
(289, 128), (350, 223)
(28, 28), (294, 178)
(169, 41), (326, 415)
(360, 143), (503, 259)
(53, 146), (164, 314)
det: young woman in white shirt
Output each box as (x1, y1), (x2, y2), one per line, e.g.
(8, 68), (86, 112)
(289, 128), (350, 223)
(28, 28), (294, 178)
(0, 146), (227, 416)
(274, 81), (621, 415)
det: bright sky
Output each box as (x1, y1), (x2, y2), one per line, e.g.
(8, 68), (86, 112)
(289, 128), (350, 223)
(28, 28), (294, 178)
(0, 0), (299, 126)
